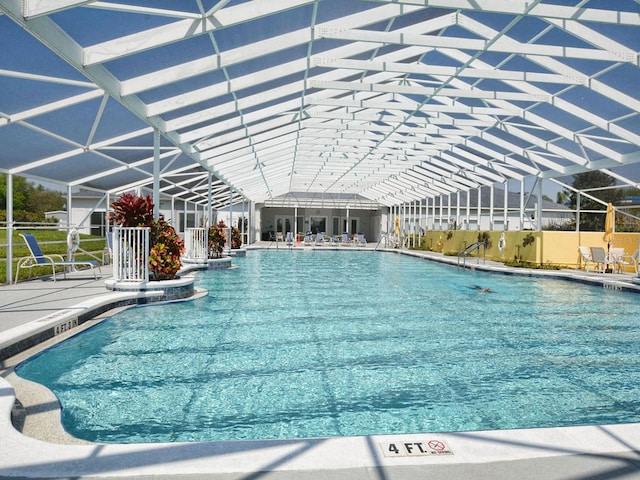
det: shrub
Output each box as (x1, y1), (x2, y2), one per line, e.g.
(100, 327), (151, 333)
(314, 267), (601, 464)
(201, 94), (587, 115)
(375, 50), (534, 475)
(208, 220), (227, 258)
(231, 226), (242, 249)
(109, 193), (154, 227)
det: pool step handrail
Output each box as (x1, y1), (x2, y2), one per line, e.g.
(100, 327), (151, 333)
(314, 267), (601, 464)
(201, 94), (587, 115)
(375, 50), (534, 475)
(457, 242), (486, 269)
(375, 232), (388, 250)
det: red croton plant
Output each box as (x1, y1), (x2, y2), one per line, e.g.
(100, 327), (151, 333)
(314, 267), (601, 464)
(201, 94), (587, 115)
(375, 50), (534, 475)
(109, 193), (185, 280)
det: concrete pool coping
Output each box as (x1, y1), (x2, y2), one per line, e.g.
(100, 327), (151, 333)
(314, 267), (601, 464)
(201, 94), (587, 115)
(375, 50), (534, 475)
(1, 250), (640, 478)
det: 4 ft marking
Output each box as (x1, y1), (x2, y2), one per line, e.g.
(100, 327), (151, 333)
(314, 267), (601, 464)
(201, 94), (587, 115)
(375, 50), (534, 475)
(381, 440), (453, 457)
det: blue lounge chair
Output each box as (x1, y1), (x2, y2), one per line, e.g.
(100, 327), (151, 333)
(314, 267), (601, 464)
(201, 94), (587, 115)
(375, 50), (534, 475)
(315, 232), (325, 245)
(357, 232), (367, 246)
(15, 233), (101, 282)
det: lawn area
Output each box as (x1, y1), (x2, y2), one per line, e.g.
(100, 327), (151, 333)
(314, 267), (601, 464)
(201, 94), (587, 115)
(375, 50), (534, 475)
(0, 229), (106, 284)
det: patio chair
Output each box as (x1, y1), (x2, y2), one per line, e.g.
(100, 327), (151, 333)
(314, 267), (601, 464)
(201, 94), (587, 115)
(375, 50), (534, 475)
(608, 247), (625, 273)
(102, 231), (113, 265)
(15, 233), (101, 282)
(588, 246), (607, 273)
(342, 232), (351, 246)
(577, 246), (591, 270)
(315, 232), (325, 245)
(286, 231), (294, 248)
(616, 249), (639, 274)
(356, 232), (367, 246)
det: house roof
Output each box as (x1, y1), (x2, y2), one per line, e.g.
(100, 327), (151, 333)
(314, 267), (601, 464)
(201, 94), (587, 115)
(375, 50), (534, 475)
(1, 1), (639, 210)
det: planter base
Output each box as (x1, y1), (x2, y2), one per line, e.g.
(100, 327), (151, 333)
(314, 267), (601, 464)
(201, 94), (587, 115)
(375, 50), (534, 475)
(105, 275), (195, 301)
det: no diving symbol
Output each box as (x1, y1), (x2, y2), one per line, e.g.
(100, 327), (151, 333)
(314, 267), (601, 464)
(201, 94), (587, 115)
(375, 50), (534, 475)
(428, 440), (446, 451)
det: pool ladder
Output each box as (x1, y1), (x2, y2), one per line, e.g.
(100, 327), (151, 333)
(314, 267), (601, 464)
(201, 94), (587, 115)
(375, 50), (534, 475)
(457, 242), (487, 269)
(375, 233), (388, 250)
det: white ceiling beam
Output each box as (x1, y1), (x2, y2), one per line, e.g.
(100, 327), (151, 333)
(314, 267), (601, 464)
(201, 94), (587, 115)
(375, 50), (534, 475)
(84, 3), (202, 20)
(308, 79), (549, 103)
(118, 3), (423, 96)
(145, 19), (447, 116)
(21, 0), (92, 18)
(0, 90), (104, 126)
(318, 27), (639, 65)
(83, 0), (318, 65)
(307, 95), (512, 116)
(312, 57), (586, 85)
(361, 0), (640, 26)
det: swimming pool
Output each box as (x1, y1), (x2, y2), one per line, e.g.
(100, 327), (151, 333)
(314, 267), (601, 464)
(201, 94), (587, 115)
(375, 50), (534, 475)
(16, 250), (640, 444)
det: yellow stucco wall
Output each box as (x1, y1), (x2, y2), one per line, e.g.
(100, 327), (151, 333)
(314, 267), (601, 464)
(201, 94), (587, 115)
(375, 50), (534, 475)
(416, 230), (640, 272)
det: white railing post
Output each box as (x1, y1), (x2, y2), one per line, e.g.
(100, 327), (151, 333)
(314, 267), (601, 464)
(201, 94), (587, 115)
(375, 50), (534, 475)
(185, 227), (207, 261)
(113, 226), (149, 282)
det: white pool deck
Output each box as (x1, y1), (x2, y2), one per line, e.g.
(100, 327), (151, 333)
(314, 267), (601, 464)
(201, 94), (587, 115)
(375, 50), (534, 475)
(1, 246), (640, 479)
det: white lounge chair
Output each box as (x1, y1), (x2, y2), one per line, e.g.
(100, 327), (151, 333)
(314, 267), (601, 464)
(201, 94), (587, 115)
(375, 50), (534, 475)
(616, 249), (639, 274)
(342, 232), (351, 246)
(577, 246), (591, 270)
(315, 232), (325, 245)
(356, 232), (367, 246)
(15, 233), (101, 282)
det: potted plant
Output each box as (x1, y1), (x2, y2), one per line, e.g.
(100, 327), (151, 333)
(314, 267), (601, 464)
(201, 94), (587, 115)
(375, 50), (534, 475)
(109, 193), (184, 280)
(208, 220), (227, 258)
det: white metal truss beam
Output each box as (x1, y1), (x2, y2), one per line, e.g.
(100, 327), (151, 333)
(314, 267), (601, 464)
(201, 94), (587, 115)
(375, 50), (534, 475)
(361, 0), (640, 26)
(317, 27), (639, 66)
(118, 3), (423, 96)
(82, 0), (319, 65)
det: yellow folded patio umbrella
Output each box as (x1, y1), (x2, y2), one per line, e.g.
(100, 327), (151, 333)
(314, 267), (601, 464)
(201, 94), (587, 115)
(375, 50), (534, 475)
(603, 202), (614, 250)
(394, 215), (400, 236)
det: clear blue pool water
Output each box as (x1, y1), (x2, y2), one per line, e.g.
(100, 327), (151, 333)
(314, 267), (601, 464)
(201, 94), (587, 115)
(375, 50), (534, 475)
(16, 250), (640, 443)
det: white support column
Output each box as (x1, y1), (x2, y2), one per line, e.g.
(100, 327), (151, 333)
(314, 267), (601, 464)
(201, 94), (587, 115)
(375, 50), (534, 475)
(465, 191), (470, 230)
(576, 193), (581, 232)
(346, 207), (350, 235)
(477, 186), (482, 231)
(106, 192), (111, 235)
(537, 180), (543, 231)
(520, 179), (525, 231)
(439, 195), (444, 230)
(456, 191), (461, 230)
(242, 199), (246, 245)
(409, 200), (416, 248)
(228, 189), (233, 251)
(183, 200), (187, 234)
(207, 171), (213, 227)
(418, 199), (423, 247)
(447, 194), (451, 230)
(503, 182), (509, 231)
(489, 184), (495, 231)
(6, 173), (13, 284)
(66, 186), (73, 263)
(171, 196), (175, 227)
(153, 129), (160, 221)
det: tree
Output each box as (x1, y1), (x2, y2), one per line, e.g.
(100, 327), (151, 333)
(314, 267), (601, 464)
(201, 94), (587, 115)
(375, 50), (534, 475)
(25, 185), (65, 214)
(0, 174), (31, 211)
(565, 171), (624, 231)
(0, 174), (65, 222)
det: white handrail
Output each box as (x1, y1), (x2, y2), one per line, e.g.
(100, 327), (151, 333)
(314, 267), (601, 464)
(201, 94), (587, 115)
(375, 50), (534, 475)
(113, 226), (149, 282)
(184, 228), (208, 261)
